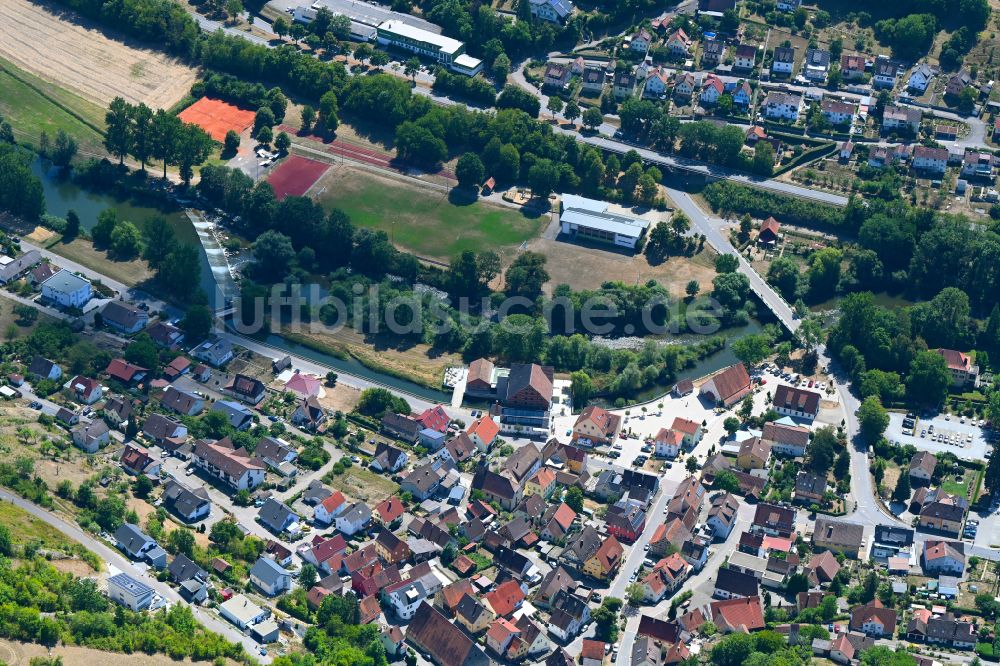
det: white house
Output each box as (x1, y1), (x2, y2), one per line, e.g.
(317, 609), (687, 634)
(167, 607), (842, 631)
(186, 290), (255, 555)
(654, 428), (683, 458)
(700, 75), (724, 105)
(220, 594), (268, 629)
(631, 28), (653, 54)
(72, 420), (111, 453)
(772, 385), (821, 421)
(41, 270), (92, 309)
(923, 541), (965, 575)
(336, 502), (372, 536)
(763, 92), (802, 121)
(873, 57), (897, 88)
(733, 44), (756, 71)
(771, 47), (795, 76)
(643, 68), (671, 99)
(313, 491), (347, 525)
(386, 580), (429, 620)
(250, 557), (292, 596)
(913, 146), (948, 174)
(107, 573), (154, 611)
(820, 99), (856, 126)
(528, 0), (572, 23)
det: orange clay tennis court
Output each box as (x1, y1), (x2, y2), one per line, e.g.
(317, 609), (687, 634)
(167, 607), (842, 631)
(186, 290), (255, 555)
(177, 97), (255, 142)
(267, 156), (330, 199)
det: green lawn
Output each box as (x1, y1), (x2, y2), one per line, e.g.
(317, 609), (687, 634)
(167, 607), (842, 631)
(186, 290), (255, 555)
(316, 170), (545, 261)
(0, 56), (106, 157)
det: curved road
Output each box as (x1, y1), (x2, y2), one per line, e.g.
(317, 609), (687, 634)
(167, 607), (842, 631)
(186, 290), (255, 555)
(0, 489), (271, 663)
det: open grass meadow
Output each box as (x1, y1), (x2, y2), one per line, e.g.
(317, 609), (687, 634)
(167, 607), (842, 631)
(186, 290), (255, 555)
(314, 168), (546, 262)
(0, 56), (106, 157)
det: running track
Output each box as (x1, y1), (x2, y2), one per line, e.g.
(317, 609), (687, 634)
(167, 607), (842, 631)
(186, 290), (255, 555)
(278, 125), (456, 180)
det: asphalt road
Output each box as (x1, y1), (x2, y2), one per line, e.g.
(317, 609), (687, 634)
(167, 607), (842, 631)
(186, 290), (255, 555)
(0, 488), (272, 663)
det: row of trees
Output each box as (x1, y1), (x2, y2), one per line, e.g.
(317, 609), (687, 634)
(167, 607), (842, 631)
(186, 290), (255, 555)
(0, 141), (45, 221)
(104, 97), (213, 184)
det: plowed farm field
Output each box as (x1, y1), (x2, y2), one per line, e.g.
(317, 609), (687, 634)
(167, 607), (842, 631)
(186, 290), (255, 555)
(0, 0), (197, 108)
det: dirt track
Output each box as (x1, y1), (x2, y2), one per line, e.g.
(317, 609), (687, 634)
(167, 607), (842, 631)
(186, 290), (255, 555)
(0, 0), (197, 108)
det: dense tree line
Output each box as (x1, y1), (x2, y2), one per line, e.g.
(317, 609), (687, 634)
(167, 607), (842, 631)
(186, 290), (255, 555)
(194, 72), (289, 119)
(103, 97), (213, 184)
(431, 67), (498, 107)
(0, 142), (45, 221)
(857, 0), (990, 61)
(0, 558), (248, 662)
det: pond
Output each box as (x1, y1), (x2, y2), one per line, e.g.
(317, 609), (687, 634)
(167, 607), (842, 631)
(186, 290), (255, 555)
(30, 159), (219, 306)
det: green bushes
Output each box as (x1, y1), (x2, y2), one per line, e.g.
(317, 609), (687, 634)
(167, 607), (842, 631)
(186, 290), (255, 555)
(702, 181), (846, 230)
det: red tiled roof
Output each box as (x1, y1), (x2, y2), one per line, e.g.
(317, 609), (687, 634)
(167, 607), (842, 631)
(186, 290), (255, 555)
(710, 596), (765, 632)
(484, 580), (524, 618)
(468, 415), (499, 443)
(375, 496), (406, 523)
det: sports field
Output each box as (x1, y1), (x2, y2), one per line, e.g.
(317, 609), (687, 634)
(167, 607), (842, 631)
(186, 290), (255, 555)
(0, 56), (106, 156)
(313, 167), (546, 262)
(267, 155), (330, 199)
(178, 97), (255, 142)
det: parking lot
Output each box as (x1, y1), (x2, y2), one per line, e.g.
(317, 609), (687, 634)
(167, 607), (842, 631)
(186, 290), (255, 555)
(886, 412), (993, 462)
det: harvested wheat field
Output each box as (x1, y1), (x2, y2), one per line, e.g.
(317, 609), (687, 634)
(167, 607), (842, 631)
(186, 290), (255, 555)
(0, 0), (197, 108)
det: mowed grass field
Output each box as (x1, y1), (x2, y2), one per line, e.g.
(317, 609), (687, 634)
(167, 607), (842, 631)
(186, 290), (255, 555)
(313, 167), (545, 262)
(0, 56), (106, 156)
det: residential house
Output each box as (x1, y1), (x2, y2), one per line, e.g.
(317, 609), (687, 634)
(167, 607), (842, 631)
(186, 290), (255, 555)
(28, 356), (62, 381)
(605, 499), (646, 542)
(114, 523), (166, 569)
(72, 419), (110, 453)
(524, 467), (557, 499)
(771, 47), (795, 76)
(665, 29), (690, 56)
(484, 579), (526, 618)
(702, 40), (725, 68)
(918, 494), (967, 535)
(442, 433), (477, 464)
(710, 596), (765, 633)
(613, 69), (637, 100)
(467, 415), (499, 451)
(632, 28), (654, 53)
(873, 57), (897, 88)
(701, 75), (724, 105)
(913, 146), (949, 174)
(146, 321), (185, 348)
(455, 593), (494, 634)
(472, 467), (522, 510)
(813, 517), (865, 558)
(663, 74), (694, 104)
(250, 556), (292, 596)
(100, 300), (149, 334)
(373, 496), (406, 526)
(962, 152), (996, 180)
(191, 337), (234, 367)
(806, 550), (842, 585)
(337, 502), (372, 536)
(102, 396), (133, 429)
(540, 503), (577, 542)
(654, 428), (684, 458)
(714, 566), (759, 600)
(105, 358), (146, 384)
(923, 540), (965, 575)
(681, 535), (711, 570)
(752, 503), (796, 537)
(543, 63), (570, 90)
(871, 525), (915, 561)
(649, 518), (691, 557)
(562, 525), (602, 570)
(581, 66), (605, 95)
(840, 54), (866, 80)
(535, 566), (576, 608)
(820, 99), (856, 127)
(641, 553), (691, 602)
(66, 375), (102, 404)
(737, 437), (771, 470)
(107, 573), (154, 611)
(142, 413), (187, 443)
(582, 535), (624, 580)
(794, 471), (827, 505)
(803, 49), (831, 81)
(163, 356), (191, 380)
(731, 80), (752, 107)
(572, 405), (621, 446)
(192, 438), (266, 490)
(224, 374), (266, 404)
(762, 421), (809, 457)
(850, 600), (898, 637)
(400, 460), (448, 501)
(372, 442), (408, 473)
(707, 492), (740, 539)
(908, 64), (935, 93)
(0, 250), (41, 285)
(121, 443), (160, 476)
(212, 400), (255, 431)
(291, 396), (326, 430)
(909, 451), (937, 484)
(547, 590), (591, 641)
(407, 602), (491, 666)
(699, 363), (751, 407)
(907, 610), (976, 649)
(773, 385), (821, 421)
(734, 44), (756, 71)
(259, 498), (299, 535)
(528, 0), (572, 23)
(162, 479), (211, 522)
(161, 386), (205, 416)
(41, 270), (92, 309)
(667, 475), (705, 529)
(883, 105), (922, 134)
(937, 348), (980, 387)
(255, 436), (297, 474)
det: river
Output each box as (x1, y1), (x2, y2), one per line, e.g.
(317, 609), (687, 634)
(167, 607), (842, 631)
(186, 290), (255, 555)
(33, 159), (764, 405)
